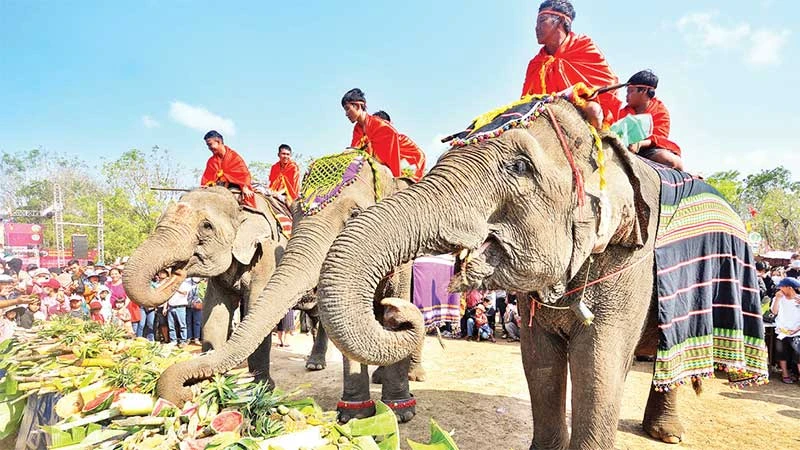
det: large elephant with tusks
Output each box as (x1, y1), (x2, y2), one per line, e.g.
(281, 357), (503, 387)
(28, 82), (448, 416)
(315, 97), (768, 449)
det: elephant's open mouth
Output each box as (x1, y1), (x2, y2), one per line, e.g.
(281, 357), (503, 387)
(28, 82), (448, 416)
(154, 263), (189, 294)
(450, 232), (508, 291)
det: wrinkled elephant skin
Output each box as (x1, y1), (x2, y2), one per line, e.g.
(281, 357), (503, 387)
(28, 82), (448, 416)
(316, 99), (724, 448)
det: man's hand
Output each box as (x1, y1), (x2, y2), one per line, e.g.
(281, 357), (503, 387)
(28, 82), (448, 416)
(242, 186), (254, 200)
(628, 142), (641, 154)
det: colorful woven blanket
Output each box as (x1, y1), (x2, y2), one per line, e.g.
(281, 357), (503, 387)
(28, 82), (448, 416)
(412, 255), (462, 331)
(649, 161), (768, 390)
(299, 150), (379, 216)
(447, 96), (554, 149)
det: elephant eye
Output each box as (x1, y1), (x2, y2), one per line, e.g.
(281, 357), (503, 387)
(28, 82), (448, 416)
(201, 220), (214, 232)
(349, 207), (362, 219)
(508, 157), (531, 176)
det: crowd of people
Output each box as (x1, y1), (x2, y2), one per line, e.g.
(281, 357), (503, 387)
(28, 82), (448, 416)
(452, 290), (521, 343)
(757, 256), (800, 384)
(0, 257), (204, 346)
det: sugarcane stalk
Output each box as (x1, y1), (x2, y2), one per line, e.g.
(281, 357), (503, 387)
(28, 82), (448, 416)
(53, 408), (122, 431)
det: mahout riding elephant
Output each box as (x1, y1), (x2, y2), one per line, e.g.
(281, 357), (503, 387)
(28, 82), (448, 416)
(156, 150), (423, 422)
(123, 186), (288, 382)
(315, 97), (768, 449)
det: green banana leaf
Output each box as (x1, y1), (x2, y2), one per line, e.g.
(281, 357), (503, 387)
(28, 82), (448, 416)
(407, 419), (459, 450)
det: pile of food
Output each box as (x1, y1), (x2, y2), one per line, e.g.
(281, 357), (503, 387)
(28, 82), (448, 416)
(0, 316), (458, 449)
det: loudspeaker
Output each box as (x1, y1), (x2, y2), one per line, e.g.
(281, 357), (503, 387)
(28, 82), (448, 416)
(72, 234), (89, 259)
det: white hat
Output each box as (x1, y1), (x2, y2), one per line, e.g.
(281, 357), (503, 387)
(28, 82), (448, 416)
(0, 274), (14, 283)
(98, 285), (110, 293)
(84, 270), (99, 278)
(32, 268), (50, 278)
(68, 294), (83, 302)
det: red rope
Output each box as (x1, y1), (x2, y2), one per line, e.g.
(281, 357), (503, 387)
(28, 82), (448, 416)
(544, 104), (585, 207)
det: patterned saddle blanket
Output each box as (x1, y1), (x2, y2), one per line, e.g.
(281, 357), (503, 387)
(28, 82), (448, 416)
(299, 150), (375, 216)
(649, 160), (768, 390)
(446, 96), (554, 149)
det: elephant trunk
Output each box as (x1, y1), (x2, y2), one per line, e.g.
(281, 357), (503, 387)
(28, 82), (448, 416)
(122, 226), (193, 308)
(156, 215), (342, 403)
(318, 155), (495, 366)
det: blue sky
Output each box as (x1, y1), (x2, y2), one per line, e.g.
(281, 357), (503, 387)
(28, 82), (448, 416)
(1, 0), (796, 185)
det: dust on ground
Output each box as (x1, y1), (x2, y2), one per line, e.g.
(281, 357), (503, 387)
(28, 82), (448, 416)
(270, 331), (800, 450)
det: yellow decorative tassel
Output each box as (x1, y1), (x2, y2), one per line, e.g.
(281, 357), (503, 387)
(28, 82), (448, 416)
(468, 95), (537, 135)
(588, 125), (606, 192)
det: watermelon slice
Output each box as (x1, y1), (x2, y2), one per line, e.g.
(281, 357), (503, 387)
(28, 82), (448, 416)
(151, 398), (178, 417)
(81, 390), (116, 414)
(209, 410), (243, 434)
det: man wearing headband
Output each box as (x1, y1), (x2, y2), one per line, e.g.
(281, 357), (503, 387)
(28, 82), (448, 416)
(201, 130), (256, 208)
(341, 88), (426, 181)
(618, 70), (683, 170)
(521, 0), (621, 126)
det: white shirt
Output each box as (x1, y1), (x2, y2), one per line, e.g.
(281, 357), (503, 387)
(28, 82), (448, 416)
(774, 294), (800, 338)
(167, 279), (192, 307)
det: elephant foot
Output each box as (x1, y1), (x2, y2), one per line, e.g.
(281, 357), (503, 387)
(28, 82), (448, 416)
(384, 396), (416, 423)
(252, 371), (276, 391)
(305, 354), (326, 371)
(371, 366), (385, 384)
(336, 399), (376, 423)
(407, 364), (426, 382)
(643, 418), (684, 444)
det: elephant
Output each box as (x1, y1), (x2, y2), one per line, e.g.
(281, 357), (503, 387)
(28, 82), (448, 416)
(122, 186), (288, 381)
(315, 97), (767, 449)
(156, 150), (424, 423)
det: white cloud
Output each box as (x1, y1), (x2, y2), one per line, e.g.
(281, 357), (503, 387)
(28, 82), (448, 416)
(677, 12), (750, 49)
(141, 115), (160, 128)
(745, 29), (791, 65)
(169, 101), (236, 136)
(676, 12), (790, 67)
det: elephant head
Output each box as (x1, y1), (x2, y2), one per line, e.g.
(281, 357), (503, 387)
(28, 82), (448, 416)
(316, 98), (653, 366)
(123, 186), (275, 308)
(156, 152), (410, 403)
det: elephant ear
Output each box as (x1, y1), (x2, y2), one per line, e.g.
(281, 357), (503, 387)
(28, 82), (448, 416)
(566, 135), (650, 280)
(232, 209), (274, 266)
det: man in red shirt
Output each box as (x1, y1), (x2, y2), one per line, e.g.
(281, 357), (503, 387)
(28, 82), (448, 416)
(200, 130), (256, 207)
(521, 0), (621, 127)
(342, 88), (426, 182)
(268, 144), (300, 203)
(618, 70), (683, 170)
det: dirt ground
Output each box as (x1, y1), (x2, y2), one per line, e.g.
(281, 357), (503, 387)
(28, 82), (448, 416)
(270, 331), (800, 450)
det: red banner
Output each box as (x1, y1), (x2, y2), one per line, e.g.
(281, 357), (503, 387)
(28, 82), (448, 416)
(3, 223), (44, 247)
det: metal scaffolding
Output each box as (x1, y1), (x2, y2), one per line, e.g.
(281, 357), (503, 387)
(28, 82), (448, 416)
(54, 184), (65, 267)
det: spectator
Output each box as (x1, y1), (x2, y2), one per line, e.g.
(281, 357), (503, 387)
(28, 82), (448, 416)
(67, 295), (86, 319)
(40, 278), (64, 319)
(756, 261), (776, 300)
(186, 277), (203, 345)
(460, 290), (483, 338)
(469, 300), (496, 342)
(1, 305), (18, 341)
(275, 309), (294, 348)
(504, 296), (521, 341)
(16, 299), (45, 329)
(83, 270), (103, 303)
(111, 298), (133, 335)
(95, 286), (113, 323)
(64, 259), (86, 297)
(88, 301), (104, 324)
(166, 278), (191, 347)
(495, 290), (508, 339)
(786, 254), (800, 279)
(771, 277), (800, 383)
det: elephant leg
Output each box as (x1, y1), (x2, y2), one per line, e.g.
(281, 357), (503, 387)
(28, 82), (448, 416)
(306, 315), (328, 371)
(642, 387), (683, 444)
(247, 333), (275, 390)
(337, 357), (374, 423)
(200, 278), (234, 352)
(520, 303), (569, 450)
(567, 322), (638, 450)
(379, 358), (416, 423)
(371, 366), (384, 384)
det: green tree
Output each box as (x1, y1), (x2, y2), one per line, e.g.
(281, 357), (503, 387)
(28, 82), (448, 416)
(705, 170), (743, 212)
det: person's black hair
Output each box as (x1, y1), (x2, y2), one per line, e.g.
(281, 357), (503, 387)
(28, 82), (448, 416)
(26, 263), (38, 272)
(539, 0), (575, 33)
(278, 144), (292, 154)
(66, 259), (79, 267)
(7, 258), (22, 274)
(373, 110), (391, 122)
(627, 70), (658, 98)
(755, 261), (767, 271)
(204, 130), (224, 142)
(341, 88), (367, 107)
